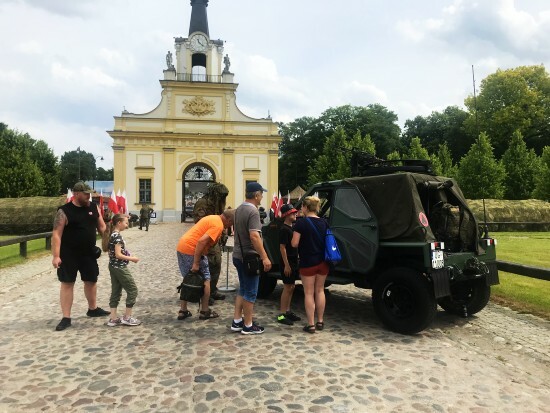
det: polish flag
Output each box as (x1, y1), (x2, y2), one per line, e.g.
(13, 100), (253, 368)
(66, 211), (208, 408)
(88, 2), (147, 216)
(270, 193), (277, 215)
(108, 190), (119, 213)
(66, 189), (73, 203)
(99, 190), (104, 216)
(121, 190), (128, 214)
(116, 189), (125, 213)
(276, 191), (284, 217)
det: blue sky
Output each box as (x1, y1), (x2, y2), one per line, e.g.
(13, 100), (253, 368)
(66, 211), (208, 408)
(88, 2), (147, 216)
(0, 0), (548, 169)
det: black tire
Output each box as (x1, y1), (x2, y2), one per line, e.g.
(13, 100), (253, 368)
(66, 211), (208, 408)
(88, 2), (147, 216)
(257, 274), (278, 298)
(438, 279), (490, 316)
(372, 268), (437, 335)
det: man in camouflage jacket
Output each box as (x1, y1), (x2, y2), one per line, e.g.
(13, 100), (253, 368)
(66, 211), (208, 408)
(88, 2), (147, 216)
(193, 183), (229, 302)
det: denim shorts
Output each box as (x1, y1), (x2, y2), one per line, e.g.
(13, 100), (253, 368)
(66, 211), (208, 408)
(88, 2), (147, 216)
(177, 252), (211, 281)
(233, 257), (259, 303)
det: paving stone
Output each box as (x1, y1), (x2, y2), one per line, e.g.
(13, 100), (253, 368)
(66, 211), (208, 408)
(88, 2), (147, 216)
(0, 223), (547, 412)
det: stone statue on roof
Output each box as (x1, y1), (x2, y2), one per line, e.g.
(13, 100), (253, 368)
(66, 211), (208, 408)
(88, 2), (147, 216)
(166, 51), (174, 70)
(223, 54), (230, 73)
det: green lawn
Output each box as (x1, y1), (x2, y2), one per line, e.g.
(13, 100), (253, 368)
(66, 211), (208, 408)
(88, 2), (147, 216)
(0, 235), (51, 268)
(491, 232), (550, 319)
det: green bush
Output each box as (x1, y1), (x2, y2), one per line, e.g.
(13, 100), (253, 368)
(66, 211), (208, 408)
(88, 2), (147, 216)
(0, 196), (65, 235)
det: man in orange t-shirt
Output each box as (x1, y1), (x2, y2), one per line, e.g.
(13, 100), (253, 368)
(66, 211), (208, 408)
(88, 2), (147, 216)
(176, 209), (235, 320)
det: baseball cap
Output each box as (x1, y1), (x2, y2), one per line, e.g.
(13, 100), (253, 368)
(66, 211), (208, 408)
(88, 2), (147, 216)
(72, 181), (94, 193)
(246, 182), (268, 193)
(280, 204), (298, 218)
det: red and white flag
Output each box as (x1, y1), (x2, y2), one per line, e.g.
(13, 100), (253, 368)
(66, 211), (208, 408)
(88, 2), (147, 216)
(270, 193), (277, 215)
(121, 190), (128, 214)
(99, 190), (104, 216)
(276, 191), (284, 217)
(108, 189), (119, 213)
(66, 189), (73, 203)
(116, 189), (125, 213)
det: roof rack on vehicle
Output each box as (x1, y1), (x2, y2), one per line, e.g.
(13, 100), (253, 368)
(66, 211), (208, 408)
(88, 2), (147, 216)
(349, 150), (434, 176)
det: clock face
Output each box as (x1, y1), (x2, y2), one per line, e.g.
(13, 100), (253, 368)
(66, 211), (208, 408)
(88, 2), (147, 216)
(190, 33), (208, 52)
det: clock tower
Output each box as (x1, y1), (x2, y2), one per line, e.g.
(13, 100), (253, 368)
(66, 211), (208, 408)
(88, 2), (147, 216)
(173, 0), (226, 83)
(108, 1), (280, 222)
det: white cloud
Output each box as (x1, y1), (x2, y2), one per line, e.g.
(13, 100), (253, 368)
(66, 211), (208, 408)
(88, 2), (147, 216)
(15, 41), (43, 55)
(0, 69), (25, 84)
(0, 0), (548, 169)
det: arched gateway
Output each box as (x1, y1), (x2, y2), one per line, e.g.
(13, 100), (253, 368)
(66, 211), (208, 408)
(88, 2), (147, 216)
(182, 163), (215, 222)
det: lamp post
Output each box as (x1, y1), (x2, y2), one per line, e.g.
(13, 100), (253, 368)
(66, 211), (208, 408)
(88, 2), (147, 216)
(92, 155), (104, 190)
(77, 147), (81, 181)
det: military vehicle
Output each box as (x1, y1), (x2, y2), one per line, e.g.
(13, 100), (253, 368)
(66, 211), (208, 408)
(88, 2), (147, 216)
(259, 159), (499, 334)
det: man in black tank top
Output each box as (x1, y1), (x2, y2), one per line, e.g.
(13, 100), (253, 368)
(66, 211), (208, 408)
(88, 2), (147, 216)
(51, 182), (109, 331)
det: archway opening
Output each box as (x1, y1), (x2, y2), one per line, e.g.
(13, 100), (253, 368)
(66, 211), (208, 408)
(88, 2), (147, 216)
(182, 163), (215, 222)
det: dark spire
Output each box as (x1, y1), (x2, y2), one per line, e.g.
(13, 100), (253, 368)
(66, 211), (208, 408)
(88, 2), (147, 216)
(189, 0), (209, 37)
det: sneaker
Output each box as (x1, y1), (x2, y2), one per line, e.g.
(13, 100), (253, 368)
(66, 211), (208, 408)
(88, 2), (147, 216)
(121, 316), (141, 326)
(106, 317), (122, 327)
(241, 324), (265, 335)
(55, 317), (71, 331)
(86, 307), (110, 317)
(231, 319), (244, 332)
(285, 311), (302, 322)
(277, 313), (294, 325)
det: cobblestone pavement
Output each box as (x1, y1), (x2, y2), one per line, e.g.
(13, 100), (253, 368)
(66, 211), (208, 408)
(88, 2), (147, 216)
(0, 223), (548, 413)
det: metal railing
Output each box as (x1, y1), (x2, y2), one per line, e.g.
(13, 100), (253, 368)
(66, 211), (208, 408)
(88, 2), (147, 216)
(176, 73), (224, 83)
(496, 260), (550, 282)
(480, 222), (550, 231)
(0, 232), (52, 258)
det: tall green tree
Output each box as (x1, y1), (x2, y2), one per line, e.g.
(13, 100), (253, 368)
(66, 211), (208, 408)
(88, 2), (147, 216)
(437, 143), (458, 178)
(0, 125), (46, 197)
(457, 133), (505, 199)
(60, 149), (96, 191)
(96, 167), (114, 181)
(405, 137), (442, 175)
(29, 140), (61, 195)
(464, 65), (550, 157)
(278, 117), (322, 192)
(308, 129), (376, 185)
(403, 106), (473, 162)
(501, 130), (541, 199)
(278, 104), (401, 190)
(533, 146), (550, 201)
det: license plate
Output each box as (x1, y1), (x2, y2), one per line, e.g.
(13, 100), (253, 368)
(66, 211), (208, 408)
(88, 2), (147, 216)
(431, 250), (444, 269)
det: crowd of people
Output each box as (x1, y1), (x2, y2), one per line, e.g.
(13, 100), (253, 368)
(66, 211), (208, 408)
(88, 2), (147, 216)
(52, 181), (331, 335)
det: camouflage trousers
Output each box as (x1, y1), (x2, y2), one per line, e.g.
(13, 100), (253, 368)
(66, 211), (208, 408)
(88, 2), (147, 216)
(207, 250), (222, 294)
(139, 218), (150, 231)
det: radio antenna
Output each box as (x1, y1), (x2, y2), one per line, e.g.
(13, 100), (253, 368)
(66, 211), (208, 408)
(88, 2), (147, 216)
(472, 65), (489, 238)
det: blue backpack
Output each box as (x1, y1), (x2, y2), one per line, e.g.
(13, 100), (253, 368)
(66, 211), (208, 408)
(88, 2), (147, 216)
(305, 218), (342, 264)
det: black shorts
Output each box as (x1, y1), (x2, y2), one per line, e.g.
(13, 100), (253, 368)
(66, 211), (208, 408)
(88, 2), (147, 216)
(57, 254), (99, 283)
(280, 259), (299, 285)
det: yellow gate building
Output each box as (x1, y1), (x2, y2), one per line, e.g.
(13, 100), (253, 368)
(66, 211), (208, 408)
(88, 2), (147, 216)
(108, 0), (280, 222)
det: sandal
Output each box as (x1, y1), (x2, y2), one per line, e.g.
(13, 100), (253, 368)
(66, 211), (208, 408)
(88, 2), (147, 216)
(315, 321), (324, 331)
(199, 309), (220, 320)
(177, 310), (192, 320)
(303, 324), (316, 334)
